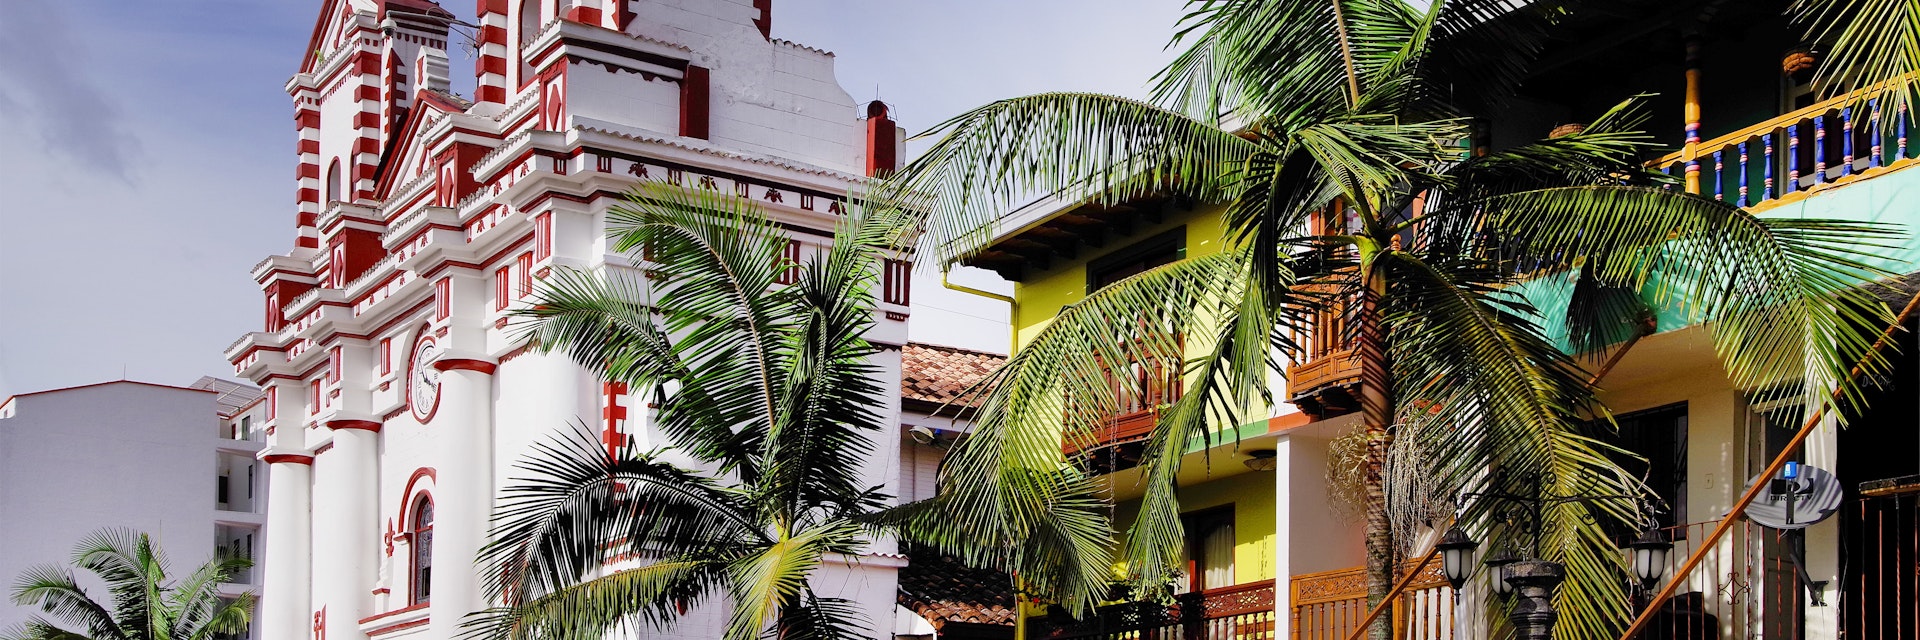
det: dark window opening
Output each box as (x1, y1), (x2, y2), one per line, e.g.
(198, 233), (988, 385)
(1594, 403), (1688, 532)
(1087, 227), (1185, 293)
(1180, 506), (1236, 594)
(410, 496), (434, 604)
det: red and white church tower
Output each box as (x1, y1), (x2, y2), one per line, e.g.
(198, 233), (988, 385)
(226, 2), (913, 639)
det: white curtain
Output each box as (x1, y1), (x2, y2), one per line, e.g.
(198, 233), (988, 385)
(1201, 523), (1236, 590)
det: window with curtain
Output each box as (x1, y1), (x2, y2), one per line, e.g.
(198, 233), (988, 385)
(1178, 507), (1236, 594)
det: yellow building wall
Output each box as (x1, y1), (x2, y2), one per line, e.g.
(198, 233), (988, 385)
(1011, 204), (1233, 348)
(1111, 471), (1279, 585)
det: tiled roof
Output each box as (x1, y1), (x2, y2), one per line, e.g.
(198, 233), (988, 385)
(897, 545), (1017, 629)
(900, 343), (1004, 408)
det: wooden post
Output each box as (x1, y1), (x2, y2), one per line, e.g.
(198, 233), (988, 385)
(1683, 36), (1704, 194)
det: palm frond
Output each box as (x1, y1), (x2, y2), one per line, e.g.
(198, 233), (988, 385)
(1793, 0), (1920, 132)
(465, 560), (728, 640)
(1382, 252), (1644, 640)
(886, 93), (1258, 265)
(1487, 186), (1901, 410)
(8, 566), (125, 640)
(757, 206), (893, 525)
(481, 426), (765, 608)
(2, 618), (100, 640)
(725, 523), (863, 640)
(1151, 0), (1362, 128)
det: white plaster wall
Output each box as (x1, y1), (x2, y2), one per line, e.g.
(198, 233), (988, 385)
(618, 0), (863, 173)
(564, 60), (681, 135)
(0, 384), (231, 632)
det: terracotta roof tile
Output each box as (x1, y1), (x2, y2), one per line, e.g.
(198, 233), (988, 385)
(900, 343), (1004, 408)
(897, 545), (1018, 629)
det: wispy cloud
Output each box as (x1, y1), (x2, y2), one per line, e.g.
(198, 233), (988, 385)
(0, 2), (142, 181)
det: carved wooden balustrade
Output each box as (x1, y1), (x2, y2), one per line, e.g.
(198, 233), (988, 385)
(1290, 562), (1453, 640)
(1031, 579), (1277, 640)
(1284, 285), (1362, 420)
(1064, 348), (1185, 471)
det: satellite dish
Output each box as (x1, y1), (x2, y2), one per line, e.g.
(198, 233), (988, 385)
(1744, 463), (1844, 530)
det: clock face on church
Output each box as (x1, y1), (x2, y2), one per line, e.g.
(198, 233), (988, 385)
(408, 334), (442, 422)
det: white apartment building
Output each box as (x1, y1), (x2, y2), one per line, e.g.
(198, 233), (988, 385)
(0, 377), (267, 638)
(222, 2), (952, 640)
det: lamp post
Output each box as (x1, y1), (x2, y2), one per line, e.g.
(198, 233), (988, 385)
(1446, 474), (1649, 639)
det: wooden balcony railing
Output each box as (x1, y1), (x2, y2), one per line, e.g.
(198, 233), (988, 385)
(1030, 579), (1277, 640)
(1065, 354), (1184, 458)
(1290, 562), (1453, 640)
(1649, 90), (1920, 211)
(1285, 289), (1361, 418)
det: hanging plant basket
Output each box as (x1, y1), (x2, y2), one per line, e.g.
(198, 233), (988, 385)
(1783, 47), (1818, 77)
(1549, 122), (1587, 138)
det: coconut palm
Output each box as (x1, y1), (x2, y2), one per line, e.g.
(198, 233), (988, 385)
(885, 2), (1898, 639)
(5, 529), (253, 640)
(466, 182), (904, 640)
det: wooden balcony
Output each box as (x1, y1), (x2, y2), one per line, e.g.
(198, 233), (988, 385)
(1285, 290), (1361, 420)
(1029, 579), (1277, 640)
(1290, 562), (1453, 640)
(1065, 354), (1183, 474)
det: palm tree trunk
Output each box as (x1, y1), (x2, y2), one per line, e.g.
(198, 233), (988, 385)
(1356, 266), (1395, 640)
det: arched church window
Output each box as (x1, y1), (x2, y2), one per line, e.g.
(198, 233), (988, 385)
(325, 159), (342, 204)
(408, 495), (434, 604)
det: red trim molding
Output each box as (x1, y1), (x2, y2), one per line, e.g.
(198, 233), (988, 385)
(326, 419), (383, 432)
(433, 358), (497, 375)
(366, 617), (430, 637)
(358, 601), (430, 625)
(263, 454), (315, 465)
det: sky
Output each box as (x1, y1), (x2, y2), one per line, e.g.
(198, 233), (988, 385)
(0, 0), (1186, 399)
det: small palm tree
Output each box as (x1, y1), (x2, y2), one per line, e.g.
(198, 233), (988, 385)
(884, 2), (1899, 639)
(467, 183), (905, 640)
(5, 529), (254, 640)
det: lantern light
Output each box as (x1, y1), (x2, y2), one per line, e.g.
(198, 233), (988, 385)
(1627, 526), (1674, 590)
(1483, 546), (1519, 597)
(1435, 525), (1479, 591)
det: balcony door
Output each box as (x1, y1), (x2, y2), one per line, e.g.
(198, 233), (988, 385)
(1180, 507), (1236, 594)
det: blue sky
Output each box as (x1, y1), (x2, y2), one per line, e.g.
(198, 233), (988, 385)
(0, 0), (1185, 398)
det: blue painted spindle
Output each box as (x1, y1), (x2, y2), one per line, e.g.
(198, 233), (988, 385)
(1713, 150), (1724, 202)
(1901, 104), (1910, 160)
(1738, 141), (1750, 207)
(1764, 132), (1775, 202)
(1842, 107), (1855, 176)
(1814, 114), (1828, 184)
(1871, 99), (1885, 168)
(1787, 123), (1800, 194)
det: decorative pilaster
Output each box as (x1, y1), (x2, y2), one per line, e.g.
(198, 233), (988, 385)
(428, 356), (497, 638)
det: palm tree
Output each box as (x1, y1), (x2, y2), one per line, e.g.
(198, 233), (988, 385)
(885, 2), (1898, 639)
(5, 529), (254, 640)
(467, 182), (905, 640)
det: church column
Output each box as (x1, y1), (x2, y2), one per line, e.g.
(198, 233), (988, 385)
(260, 453), (314, 640)
(321, 420), (382, 640)
(429, 356), (497, 637)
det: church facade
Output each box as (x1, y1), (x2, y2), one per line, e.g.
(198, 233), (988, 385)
(224, 2), (915, 639)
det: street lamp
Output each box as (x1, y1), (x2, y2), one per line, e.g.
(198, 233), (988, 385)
(1451, 474), (1647, 639)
